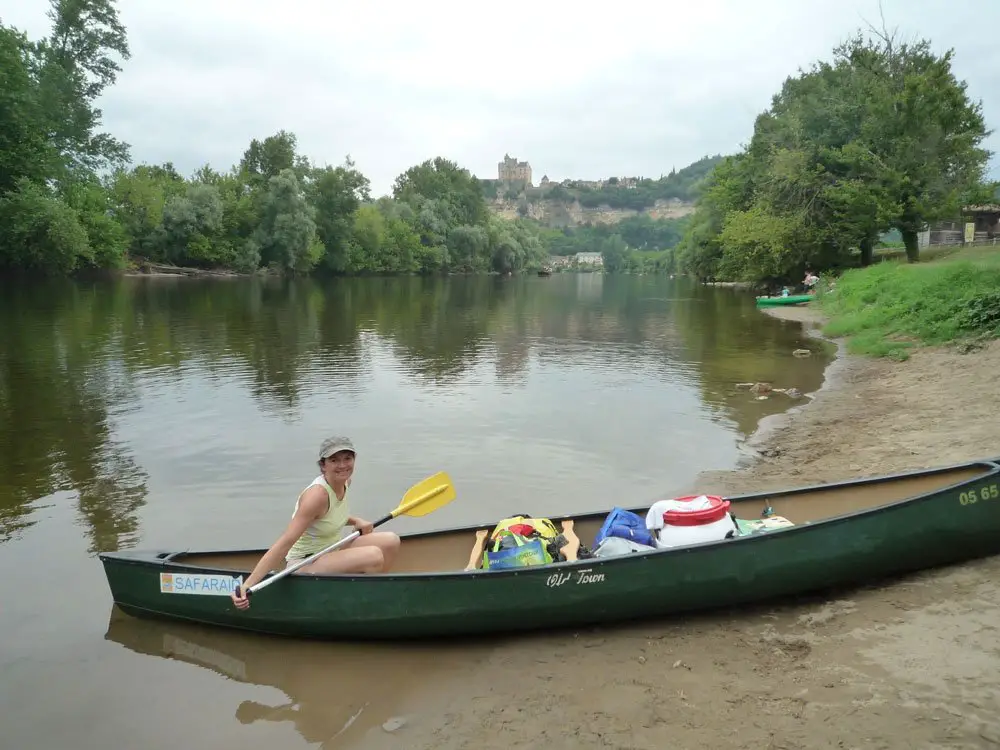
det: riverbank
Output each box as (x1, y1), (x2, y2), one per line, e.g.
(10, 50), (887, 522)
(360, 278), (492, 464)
(390, 303), (1000, 750)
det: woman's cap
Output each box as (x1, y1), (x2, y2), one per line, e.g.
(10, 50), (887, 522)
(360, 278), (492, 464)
(319, 436), (355, 459)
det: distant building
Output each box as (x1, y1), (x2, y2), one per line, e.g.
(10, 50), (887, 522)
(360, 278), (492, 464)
(574, 251), (603, 266)
(964, 204), (1000, 240)
(920, 204), (1000, 248)
(498, 154), (532, 185)
(569, 179), (604, 190)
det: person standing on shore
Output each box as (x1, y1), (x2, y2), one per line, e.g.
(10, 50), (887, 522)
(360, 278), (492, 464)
(803, 269), (819, 292)
(230, 436), (400, 610)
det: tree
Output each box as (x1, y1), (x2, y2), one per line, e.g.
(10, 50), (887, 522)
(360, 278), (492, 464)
(393, 157), (488, 227)
(154, 184), (226, 266)
(248, 168), (322, 273)
(600, 234), (629, 272)
(676, 154), (756, 281)
(678, 22), (993, 283)
(62, 175), (129, 268)
(106, 163), (187, 256)
(0, 26), (53, 192)
(0, 179), (92, 273)
(31, 0), (132, 175)
(306, 158), (370, 272)
(239, 130), (302, 187)
(840, 30), (991, 261)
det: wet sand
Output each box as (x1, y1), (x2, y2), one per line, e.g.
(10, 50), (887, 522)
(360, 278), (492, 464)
(385, 305), (1000, 749)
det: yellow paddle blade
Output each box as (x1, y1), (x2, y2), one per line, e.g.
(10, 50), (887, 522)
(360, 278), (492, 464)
(392, 471), (456, 518)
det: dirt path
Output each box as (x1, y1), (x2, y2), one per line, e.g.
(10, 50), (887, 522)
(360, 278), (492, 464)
(372, 307), (1000, 750)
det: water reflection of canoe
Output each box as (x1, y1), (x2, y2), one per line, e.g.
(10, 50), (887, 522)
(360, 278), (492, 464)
(99, 459), (1000, 640)
(103, 606), (462, 747)
(755, 294), (814, 307)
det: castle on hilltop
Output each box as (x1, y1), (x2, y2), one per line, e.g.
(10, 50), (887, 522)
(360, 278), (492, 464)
(498, 153), (532, 185)
(493, 154), (646, 192)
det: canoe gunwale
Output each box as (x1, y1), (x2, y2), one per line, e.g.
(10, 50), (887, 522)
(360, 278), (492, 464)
(99, 457), (1000, 585)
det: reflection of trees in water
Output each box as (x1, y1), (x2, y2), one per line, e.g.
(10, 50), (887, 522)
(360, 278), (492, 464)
(0, 272), (833, 545)
(348, 276), (509, 384)
(0, 281), (149, 551)
(115, 277), (331, 416)
(112, 274), (735, 398)
(74, 442), (148, 555)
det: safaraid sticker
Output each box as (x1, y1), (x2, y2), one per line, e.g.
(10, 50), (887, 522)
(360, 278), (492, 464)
(160, 573), (242, 596)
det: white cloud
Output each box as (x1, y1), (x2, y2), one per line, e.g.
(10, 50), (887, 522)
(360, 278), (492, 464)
(5, 0), (999, 195)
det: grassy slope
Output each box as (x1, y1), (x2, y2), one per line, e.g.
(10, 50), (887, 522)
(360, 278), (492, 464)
(817, 245), (1000, 360)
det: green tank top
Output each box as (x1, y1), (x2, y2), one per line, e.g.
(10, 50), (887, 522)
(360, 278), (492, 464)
(285, 475), (351, 561)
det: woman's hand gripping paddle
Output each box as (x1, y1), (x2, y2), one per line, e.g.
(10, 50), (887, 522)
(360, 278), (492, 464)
(242, 471), (456, 597)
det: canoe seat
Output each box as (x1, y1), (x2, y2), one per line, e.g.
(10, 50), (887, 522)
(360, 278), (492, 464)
(465, 529), (489, 571)
(560, 520), (579, 562)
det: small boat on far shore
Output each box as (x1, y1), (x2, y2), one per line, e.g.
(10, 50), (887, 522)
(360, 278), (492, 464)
(755, 293), (814, 308)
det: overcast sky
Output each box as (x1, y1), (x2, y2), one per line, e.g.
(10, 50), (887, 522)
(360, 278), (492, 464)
(6, 0), (999, 196)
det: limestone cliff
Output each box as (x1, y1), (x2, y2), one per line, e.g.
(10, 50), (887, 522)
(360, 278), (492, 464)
(487, 197), (695, 228)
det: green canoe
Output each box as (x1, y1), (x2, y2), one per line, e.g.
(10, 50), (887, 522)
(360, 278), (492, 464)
(755, 294), (814, 307)
(99, 458), (1000, 640)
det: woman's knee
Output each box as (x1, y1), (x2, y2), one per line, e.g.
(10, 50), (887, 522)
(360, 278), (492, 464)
(358, 531), (399, 553)
(378, 532), (401, 553)
(362, 545), (385, 572)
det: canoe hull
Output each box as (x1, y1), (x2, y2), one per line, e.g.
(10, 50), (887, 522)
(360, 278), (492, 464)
(100, 459), (1000, 639)
(756, 294), (814, 307)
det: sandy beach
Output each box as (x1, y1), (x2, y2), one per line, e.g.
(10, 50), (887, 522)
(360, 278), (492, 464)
(383, 305), (1000, 750)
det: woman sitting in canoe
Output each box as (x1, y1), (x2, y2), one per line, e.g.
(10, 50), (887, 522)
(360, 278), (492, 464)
(231, 436), (400, 609)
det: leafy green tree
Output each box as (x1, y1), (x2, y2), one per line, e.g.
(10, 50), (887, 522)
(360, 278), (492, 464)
(393, 157), (488, 227)
(62, 175), (129, 268)
(600, 234), (629, 272)
(447, 225), (489, 272)
(0, 179), (92, 273)
(840, 31), (991, 261)
(306, 158), (371, 272)
(153, 183), (226, 266)
(0, 27), (53, 192)
(678, 24), (993, 283)
(106, 164), (187, 257)
(248, 168), (322, 273)
(31, 0), (132, 175)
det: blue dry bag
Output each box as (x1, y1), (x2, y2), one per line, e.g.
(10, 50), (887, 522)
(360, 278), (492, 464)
(594, 506), (655, 548)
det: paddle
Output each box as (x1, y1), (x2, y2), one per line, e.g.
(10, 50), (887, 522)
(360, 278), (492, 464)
(243, 471), (456, 597)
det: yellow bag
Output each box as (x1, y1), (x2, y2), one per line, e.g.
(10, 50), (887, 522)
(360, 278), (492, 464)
(483, 515), (561, 570)
(489, 515), (559, 543)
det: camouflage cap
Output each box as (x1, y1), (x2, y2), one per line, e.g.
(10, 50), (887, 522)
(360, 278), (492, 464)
(319, 436), (355, 459)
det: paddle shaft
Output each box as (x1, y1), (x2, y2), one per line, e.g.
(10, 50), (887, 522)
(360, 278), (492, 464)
(244, 510), (393, 596)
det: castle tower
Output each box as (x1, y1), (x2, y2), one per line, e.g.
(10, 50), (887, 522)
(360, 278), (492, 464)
(498, 154), (532, 186)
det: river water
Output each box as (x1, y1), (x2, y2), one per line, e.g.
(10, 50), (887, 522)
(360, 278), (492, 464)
(0, 272), (832, 749)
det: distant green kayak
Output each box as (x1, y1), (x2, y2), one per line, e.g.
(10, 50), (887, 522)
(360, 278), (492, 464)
(755, 294), (814, 307)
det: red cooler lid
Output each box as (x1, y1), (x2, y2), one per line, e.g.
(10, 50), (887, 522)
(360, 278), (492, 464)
(663, 495), (730, 526)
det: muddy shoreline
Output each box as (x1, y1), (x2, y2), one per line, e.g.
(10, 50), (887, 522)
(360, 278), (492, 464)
(389, 303), (1000, 750)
